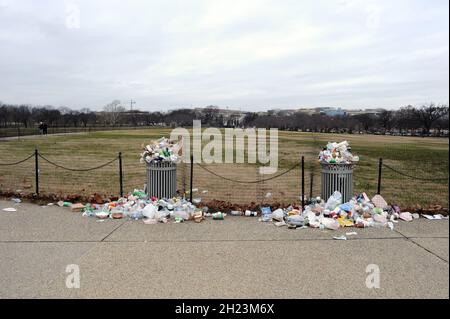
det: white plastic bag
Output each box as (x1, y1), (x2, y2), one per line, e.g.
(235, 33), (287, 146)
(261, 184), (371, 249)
(325, 191), (342, 210)
(173, 210), (189, 220)
(272, 208), (284, 219)
(143, 204), (157, 219)
(287, 215), (304, 226)
(320, 217), (340, 230)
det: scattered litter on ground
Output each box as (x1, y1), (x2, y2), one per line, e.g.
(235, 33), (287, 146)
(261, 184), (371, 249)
(63, 189), (206, 224)
(71, 203), (85, 212)
(11, 198), (21, 204)
(245, 210), (258, 217)
(8, 137), (443, 232)
(422, 214), (448, 220)
(96, 211), (109, 219)
(257, 190), (439, 232)
(57, 201), (71, 207)
(193, 211), (204, 223)
(399, 212), (413, 222)
(346, 232), (358, 236)
(333, 235), (347, 240)
(372, 195), (388, 209)
(212, 212), (226, 220)
(387, 222), (394, 230)
(2, 207), (17, 212)
(111, 212), (123, 219)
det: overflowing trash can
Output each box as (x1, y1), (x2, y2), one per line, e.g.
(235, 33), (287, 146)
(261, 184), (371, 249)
(321, 163), (354, 203)
(141, 137), (182, 199)
(318, 141), (359, 203)
(146, 161), (177, 199)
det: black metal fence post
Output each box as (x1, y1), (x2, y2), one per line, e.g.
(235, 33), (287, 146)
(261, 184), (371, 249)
(309, 171), (314, 201)
(301, 156), (305, 208)
(34, 149), (39, 195)
(119, 152), (124, 197)
(377, 158), (383, 194)
(190, 154), (194, 203)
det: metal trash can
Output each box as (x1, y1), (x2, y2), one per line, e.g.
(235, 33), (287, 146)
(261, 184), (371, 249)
(146, 161), (177, 199)
(321, 163), (354, 203)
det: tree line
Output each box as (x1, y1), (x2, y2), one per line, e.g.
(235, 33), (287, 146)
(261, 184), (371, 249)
(245, 104), (449, 136)
(0, 100), (448, 136)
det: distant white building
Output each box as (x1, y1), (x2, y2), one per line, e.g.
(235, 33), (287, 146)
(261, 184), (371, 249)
(317, 107), (347, 117)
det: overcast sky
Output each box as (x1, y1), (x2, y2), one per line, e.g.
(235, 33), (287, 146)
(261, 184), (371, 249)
(0, 0), (448, 111)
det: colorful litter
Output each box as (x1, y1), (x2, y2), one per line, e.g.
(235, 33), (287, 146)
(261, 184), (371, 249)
(53, 189), (205, 224)
(319, 141), (359, 164)
(140, 137), (182, 164)
(43, 186), (447, 229)
(257, 191), (435, 231)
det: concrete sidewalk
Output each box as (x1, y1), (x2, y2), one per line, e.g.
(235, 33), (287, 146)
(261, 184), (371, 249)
(0, 200), (448, 299)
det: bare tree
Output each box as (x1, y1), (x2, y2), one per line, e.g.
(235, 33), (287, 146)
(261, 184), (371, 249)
(378, 110), (395, 133)
(165, 109), (196, 126)
(14, 105), (32, 128)
(79, 108), (97, 127)
(413, 103), (449, 135)
(353, 113), (377, 132)
(58, 106), (72, 115)
(103, 100), (125, 126)
(0, 104), (8, 127)
(201, 106), (220, 126)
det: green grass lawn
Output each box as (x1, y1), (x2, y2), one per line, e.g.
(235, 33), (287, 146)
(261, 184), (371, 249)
(0, 128), (448, 208)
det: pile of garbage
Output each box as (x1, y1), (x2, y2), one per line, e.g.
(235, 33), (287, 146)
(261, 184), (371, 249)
(49, 189), (447, 229)
(257, 191), (441, 233)
(56, 187), (264, 223)
(140, 137), (182, 164)
(319, 141), (359, 164)
(58, 190), (209, 224)
(60, 190), (245, 224)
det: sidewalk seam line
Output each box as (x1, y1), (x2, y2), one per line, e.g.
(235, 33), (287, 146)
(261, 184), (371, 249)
(394, 229), (449, 264)
(0, 237), (420, 243)
(100, 220), (128, 242)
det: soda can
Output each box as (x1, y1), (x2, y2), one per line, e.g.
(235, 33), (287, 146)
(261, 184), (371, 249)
(212, 212), (224, 220)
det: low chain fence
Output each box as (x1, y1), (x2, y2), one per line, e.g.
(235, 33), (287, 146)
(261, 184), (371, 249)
(377, 159), (449, 211)
(0, 150), (448, 211)
(0, 126), (166, 139)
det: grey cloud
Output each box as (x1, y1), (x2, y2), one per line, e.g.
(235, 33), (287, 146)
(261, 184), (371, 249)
(0, 0), (448, 110)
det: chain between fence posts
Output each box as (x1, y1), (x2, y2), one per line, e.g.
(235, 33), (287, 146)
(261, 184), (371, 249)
(189, 154), (194, 203)
(301, 156), (305, 208)
(119, 152), (123, 197)
(377, 158), (383, 194)
(34, 149), (39, 195)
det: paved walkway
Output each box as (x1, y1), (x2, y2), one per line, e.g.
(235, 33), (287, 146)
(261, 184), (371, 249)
(0, 132), (88, 142)
(0, 200), (448, 299)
